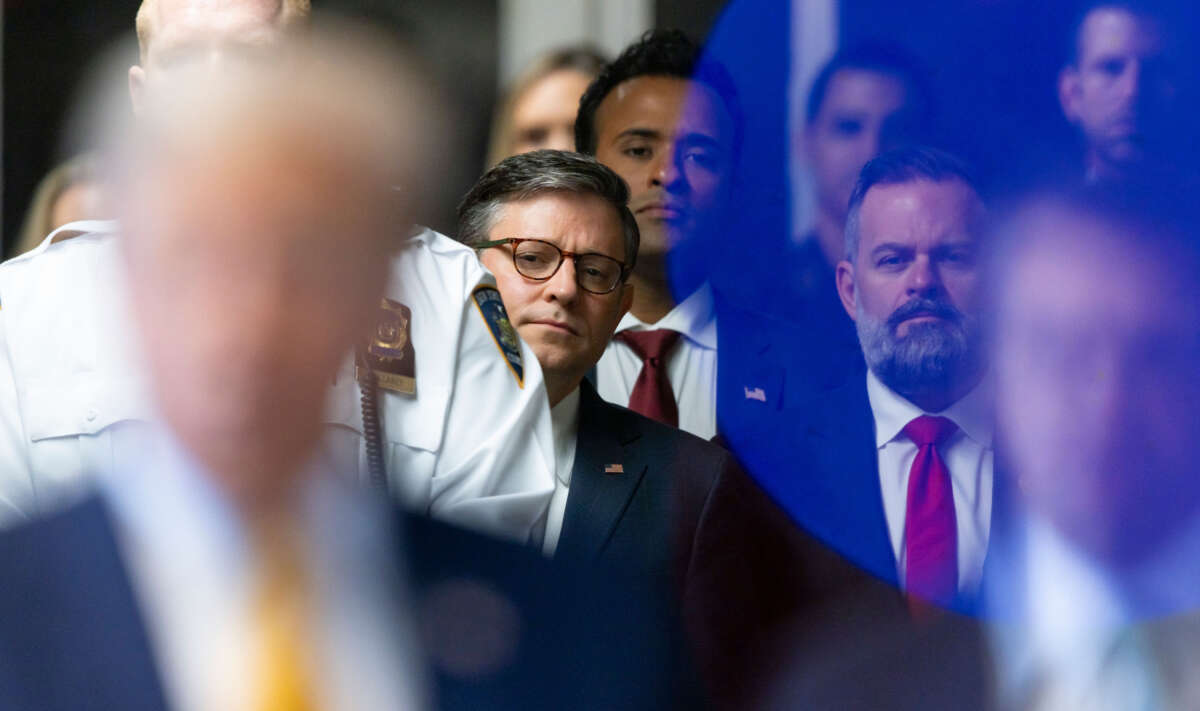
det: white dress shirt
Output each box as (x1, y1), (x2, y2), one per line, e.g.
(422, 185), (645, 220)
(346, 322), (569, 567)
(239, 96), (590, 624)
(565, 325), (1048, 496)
(595, 284), (718, 439)
(865, 369), (994, 595)
(99, 428), (428, 711)
(0, 222), (555, 543)
(541, 387), (581, 557)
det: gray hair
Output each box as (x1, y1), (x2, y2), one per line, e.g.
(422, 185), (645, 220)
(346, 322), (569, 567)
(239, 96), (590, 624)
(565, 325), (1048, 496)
(456, 149), (639, 272)
(844, 145), (980, 264)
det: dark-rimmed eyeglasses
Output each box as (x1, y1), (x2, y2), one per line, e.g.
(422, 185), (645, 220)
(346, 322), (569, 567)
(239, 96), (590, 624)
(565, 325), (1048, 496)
(477, 238), (629, 295)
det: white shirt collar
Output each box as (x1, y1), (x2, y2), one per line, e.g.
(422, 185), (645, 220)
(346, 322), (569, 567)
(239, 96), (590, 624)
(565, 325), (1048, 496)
(550, 388), (582, 487)
(865, 369), (994, 449)
(97, 426), (428, 711)
(614, 283), (717, 350)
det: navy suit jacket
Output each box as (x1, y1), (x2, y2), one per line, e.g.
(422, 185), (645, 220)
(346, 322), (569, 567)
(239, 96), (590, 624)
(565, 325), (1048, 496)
(735, 375), (1013, 612)
(0, 494), (680, 711)
(713, 294), (855, 449)
(555, 381), (734, 587)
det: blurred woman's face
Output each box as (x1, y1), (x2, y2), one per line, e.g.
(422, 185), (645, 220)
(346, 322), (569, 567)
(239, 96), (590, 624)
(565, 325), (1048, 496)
(507, 69), (593, 157)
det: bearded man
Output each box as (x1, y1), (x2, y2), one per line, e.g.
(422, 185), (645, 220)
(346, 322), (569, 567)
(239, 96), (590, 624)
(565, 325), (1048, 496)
(733, 146), (998, 616)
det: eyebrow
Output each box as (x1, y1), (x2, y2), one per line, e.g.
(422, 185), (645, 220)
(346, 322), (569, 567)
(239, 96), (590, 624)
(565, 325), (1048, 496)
(869, 242), (913, 258)
(869, 240), (975, 257)
(615, 128), (664, 142)
(677, 133), (722, 150)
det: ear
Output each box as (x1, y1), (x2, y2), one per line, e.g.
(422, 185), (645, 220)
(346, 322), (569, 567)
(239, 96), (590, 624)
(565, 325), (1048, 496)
(835, 259), (858, 321)
(129, 64), (147, 117)
(1058, 66), (1081, 123)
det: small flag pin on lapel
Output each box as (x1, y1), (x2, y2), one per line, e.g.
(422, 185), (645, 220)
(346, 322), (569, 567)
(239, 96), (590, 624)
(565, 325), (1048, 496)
(744, 386), (766, 402)
(604, 464), (624, 474)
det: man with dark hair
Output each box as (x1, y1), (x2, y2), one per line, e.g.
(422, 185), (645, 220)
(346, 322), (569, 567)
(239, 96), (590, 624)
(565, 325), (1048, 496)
(1058, 1), (1179, 185)
(461, 149), (752, 706)
(575, 29), (821, 445)
(459, 146), (736, 587)
(778, 42), (936, 386)
(801, 42), (933, 283)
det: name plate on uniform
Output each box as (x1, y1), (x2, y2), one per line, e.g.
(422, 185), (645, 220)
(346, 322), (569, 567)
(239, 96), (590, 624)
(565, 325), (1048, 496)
(358, 298), (416, 395)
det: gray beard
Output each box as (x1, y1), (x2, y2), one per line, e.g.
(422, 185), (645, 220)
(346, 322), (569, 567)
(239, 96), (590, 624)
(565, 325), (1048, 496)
(855, 301), (983, 400)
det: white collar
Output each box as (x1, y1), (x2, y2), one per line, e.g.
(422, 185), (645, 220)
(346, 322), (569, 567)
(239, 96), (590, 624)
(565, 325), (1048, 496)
(550, 387), (582, 487)
(614, 283), (717, 350)
(865, 369), (994, 449)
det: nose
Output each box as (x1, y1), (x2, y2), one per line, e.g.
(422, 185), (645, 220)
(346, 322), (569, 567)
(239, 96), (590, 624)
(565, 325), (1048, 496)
(905, 254), (943, 297)
(1119, 60), (1143, 103)
(546, 257), (579, 303)
(650, 150), (684, 191)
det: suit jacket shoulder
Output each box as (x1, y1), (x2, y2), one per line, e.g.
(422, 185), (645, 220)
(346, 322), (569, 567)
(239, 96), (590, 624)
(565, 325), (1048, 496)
(0, 495), (170, 711)
(557, 381), (730, 583)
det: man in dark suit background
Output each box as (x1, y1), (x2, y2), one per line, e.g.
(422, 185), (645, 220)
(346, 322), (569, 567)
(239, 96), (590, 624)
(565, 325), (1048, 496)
(740, 146), (998, 616)
(1057, 1), (1181, 188)
(572, 29), (842, 446)
(463, 149), (738, 585)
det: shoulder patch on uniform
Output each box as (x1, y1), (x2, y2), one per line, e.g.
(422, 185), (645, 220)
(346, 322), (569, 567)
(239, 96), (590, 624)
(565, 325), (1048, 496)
(471, 285), (524, 387)
(358, 297), (416, 395)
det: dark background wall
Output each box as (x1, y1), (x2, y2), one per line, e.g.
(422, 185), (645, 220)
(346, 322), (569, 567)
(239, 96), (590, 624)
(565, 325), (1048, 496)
(4, 1), (140, 255)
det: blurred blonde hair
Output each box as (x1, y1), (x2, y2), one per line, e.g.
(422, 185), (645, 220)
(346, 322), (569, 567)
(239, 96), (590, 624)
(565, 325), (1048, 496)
(135, 0), (312, 61)
(485, 46), (607, 168)
(13, 154), (102, 257)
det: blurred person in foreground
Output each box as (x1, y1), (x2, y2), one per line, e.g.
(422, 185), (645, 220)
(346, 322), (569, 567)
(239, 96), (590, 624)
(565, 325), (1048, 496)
(1058, 0), (1183, 187)
(575, 29), (830, 444)
(984, 195), (1200, 710)
(0, 0), (557, 544)
(0, 30), (431, 711)
(485, 47), (607, 167)
(777, 43), (933, 373)
(11, 154), (107, 257)
(0, 31), (676, 711)
(764, 194), (1200, 710)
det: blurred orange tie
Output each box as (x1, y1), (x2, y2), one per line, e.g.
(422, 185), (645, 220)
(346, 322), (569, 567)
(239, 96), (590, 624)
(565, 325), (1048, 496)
(251, 526), (317, 711)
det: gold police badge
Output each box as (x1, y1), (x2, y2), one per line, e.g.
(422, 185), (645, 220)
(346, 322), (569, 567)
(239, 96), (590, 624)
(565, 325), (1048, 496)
(357, 298), (416, 395)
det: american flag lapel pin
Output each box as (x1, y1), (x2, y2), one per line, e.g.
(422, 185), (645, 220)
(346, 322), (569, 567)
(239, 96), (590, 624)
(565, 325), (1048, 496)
(744, 386), (767, 402)
(604, 463), (624, 474)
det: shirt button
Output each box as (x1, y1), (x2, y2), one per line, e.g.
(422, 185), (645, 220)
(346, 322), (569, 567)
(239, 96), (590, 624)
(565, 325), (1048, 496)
(85, 409), (98, 422)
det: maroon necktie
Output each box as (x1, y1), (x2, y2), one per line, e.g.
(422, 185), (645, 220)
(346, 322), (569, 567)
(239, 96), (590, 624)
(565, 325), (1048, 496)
(902, 415), (959, 606)
(616, 329), (680, 427)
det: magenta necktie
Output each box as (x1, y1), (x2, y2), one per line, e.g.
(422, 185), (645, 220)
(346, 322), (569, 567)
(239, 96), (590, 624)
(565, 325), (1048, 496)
(902, 415), (959, 606)
(616, 329), (680, 427)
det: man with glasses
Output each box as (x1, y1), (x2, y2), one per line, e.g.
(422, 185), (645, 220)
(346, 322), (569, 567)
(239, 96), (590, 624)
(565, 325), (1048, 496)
(459, 150), (743, 603)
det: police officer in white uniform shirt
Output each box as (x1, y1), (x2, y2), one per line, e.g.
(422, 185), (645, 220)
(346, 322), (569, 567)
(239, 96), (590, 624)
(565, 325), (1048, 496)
(0, 0), (555, 543)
